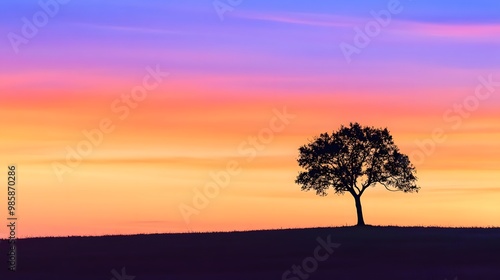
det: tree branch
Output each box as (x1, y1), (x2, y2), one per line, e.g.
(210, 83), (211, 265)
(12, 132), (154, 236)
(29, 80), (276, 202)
(379, 182), (401, 192)
(353, 184), (361, 195)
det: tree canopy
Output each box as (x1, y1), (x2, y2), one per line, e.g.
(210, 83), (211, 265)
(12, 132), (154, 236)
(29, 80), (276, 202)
(295, 122), (419, 225)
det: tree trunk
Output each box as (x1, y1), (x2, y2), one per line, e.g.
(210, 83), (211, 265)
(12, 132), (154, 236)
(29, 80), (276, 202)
(354, 195), (366, 226)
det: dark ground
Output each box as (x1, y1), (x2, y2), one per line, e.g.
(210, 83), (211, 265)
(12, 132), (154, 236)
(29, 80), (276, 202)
(1, 226), (499, 280)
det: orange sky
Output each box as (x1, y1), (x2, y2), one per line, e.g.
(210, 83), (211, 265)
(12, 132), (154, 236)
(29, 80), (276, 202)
(1, 84), (499, 238)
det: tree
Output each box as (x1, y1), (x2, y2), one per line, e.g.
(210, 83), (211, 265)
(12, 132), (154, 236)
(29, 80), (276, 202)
(295, 122), (419, 226)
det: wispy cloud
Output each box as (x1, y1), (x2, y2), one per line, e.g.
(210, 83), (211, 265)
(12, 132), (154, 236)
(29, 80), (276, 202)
(235, 11), (359, 28)
(73, 22), (182, 35)
(392, 20), (500, 39)
(237, 10), (500, 40)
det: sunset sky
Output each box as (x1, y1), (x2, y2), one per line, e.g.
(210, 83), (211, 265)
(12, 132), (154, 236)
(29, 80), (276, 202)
(1, 0), (499, 238)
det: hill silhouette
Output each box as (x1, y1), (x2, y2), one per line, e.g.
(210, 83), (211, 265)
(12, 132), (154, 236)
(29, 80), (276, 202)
(1, 226), (499, 279)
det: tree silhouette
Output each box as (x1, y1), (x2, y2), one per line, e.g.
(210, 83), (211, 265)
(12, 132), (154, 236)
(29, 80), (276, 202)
(295, 122), (419, 226)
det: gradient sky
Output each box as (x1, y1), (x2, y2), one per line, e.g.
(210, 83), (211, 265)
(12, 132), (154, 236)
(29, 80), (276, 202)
(1, 0), (499, 238)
